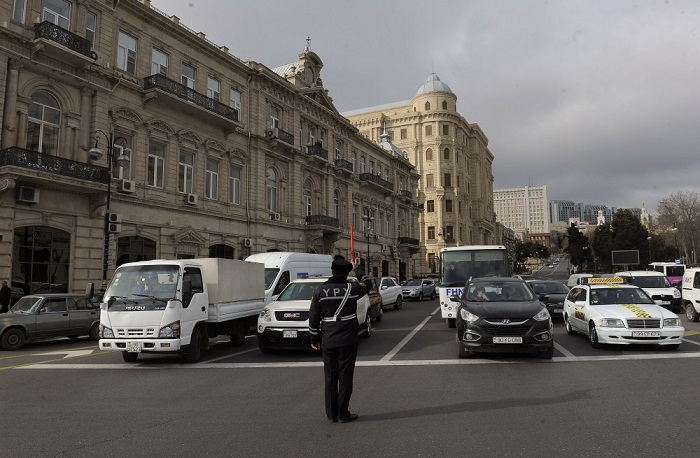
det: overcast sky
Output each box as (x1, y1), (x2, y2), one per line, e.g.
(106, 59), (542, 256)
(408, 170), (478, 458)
(150, 0), (700, 215)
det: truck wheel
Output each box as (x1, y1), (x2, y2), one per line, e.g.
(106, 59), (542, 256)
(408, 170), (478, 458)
(1, 328), (25, 351)
(185, 328), (202, 363)
(447, 318), (456, 328)
(430, 291), (436, 300)
(229, 321), (247, 347)
(122, 352), (138, 362)
(393, 296), (402, 310)
(685, 303), (699, 322)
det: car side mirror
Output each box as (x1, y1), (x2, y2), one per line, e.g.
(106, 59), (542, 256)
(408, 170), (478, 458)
(539, 293), (549, 301)
(85, 282), (95, 300)
(450, 294), (460, 302)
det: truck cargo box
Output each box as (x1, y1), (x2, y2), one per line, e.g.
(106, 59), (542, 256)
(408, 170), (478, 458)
(192, 258), (265, 304)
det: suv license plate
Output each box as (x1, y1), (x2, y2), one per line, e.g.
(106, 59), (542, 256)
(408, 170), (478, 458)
(283, 330), (297, 338)
(493, 337), (523, 344)
(126, 341), (141, 353)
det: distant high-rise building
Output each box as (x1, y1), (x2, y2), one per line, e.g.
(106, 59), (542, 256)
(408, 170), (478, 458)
(494, 186), (549, 240)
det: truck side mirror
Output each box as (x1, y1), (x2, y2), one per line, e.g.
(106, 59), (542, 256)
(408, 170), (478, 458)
(182, 278), (192, 308)
(85, 282), (94, 300)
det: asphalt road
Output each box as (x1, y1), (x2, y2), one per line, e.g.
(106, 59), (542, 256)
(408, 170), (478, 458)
(4, 269), (700, 457)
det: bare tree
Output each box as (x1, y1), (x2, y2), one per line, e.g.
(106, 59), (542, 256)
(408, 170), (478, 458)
(657, 191), (700, 265)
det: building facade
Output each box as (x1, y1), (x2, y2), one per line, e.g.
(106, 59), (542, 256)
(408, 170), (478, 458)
(493, 185), (550, 241)
(0, 0), (420, 297)
(344, 74), (497, 275)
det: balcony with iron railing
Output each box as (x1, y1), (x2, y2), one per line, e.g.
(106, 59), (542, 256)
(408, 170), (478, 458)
(0, 147), (108, 184)
(34, 21), (98, 64)
(305, 214), (341, 232)
(143, 74), (239, 124)
(398, 236), (420, 247)
(400, 189), (413, 199)
(335, 159), (354, 173)
(359, 173), (394, 193)
(306, 144), (328, 160)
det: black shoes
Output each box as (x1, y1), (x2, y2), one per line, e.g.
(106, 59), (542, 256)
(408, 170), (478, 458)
(339, 413), (359, 423)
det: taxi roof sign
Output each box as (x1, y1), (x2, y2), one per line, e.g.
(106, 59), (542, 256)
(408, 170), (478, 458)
(581, 276), (626, 284)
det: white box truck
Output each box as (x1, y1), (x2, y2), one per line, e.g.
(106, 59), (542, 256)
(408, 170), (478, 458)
(244, 252), (332, 304)
(93, 258), (265, 363)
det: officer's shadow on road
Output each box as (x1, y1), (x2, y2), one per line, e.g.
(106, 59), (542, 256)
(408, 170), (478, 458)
(357, 389), (591, 422)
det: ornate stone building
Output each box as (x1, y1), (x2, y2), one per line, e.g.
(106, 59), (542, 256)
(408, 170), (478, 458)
(344, 74), (497, 274)
(0, 0), (420, 297)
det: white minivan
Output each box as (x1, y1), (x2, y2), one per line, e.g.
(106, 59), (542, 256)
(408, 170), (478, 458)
(616, 270), (682, 313)
(681, 267), (700, 321)
(245, 252), (333, 304)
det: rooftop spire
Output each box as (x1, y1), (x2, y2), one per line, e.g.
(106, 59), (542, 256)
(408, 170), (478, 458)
(304, 36), (311, 52)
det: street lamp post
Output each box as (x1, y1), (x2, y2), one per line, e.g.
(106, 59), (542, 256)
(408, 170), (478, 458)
(89, 130), (131, 290)
(647, 236), (652, 263)
(671, 223), (679, 262)
(362, 214), (374, 276)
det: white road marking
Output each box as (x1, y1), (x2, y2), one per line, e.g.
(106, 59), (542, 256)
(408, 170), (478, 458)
(553, 341), (576, 358)
(36, 350), (96, 358)
(380, 306), (440, 361)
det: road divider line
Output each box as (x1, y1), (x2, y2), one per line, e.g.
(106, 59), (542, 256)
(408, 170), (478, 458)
(380, 306), (440, 362)
(681, 338), (700, 347)
(554, 341), (576, 358)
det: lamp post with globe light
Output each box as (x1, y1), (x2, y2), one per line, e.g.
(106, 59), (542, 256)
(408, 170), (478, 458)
(89, 130), (131, 290)
(362, 213), (374, 276)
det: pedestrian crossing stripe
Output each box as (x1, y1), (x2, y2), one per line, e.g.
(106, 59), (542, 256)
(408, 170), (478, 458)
(620, 304), (652, 318)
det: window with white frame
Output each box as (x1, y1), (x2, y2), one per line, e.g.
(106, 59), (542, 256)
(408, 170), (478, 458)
(117, 31), (137, 75)
(333, 190), (340, 220)
(229, 89), (242, 122)
(229, 165), (241, 205)
(351, 150), (357, 172)
(205, 158), (219, 200)
(43, 0), (70, 29)
(335, 140), (342, 160)
(147, 141), (165, 188)
(181, 63), (196, 89)
(86, 11), (97, 47)
(266, 168), (277, 212)
(27, 91), (60, 155)
(178, 151), (194, 194)
(207, 76), (220, 101)
(353, 205), (358, 230)
(303, 179), (313, 217)
(12, 0), (26, 23)
(151, 48), (168, 76)
(270, 106), (280, 128)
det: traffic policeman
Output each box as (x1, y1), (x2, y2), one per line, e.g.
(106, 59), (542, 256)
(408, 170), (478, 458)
(309, 257), (371, 423)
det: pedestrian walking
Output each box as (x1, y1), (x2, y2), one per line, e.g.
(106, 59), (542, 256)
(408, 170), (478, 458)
(309, 257), (372, 423)
(0, 280), (11, 313)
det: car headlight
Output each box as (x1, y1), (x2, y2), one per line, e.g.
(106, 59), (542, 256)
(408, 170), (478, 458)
(259, 309), (272, 322)
(533, 307), (551, 321)
(600, 318), (625, 327)
(459, 307), (479, 323)
(100, 324), (114, 338)
(664, 317), (681, 327)
(673, 289), (681, 298)
(158, 321), (181, 338)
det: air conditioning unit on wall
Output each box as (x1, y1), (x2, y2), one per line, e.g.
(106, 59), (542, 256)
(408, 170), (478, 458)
(108, 213), (122, 223)
(17, 186), (39, 204)
(120, 179), (135, 193)
(270, 212), (281, 221)
(186, 193), (198, 205)
(381, 244), (387, 252)
(243, 238), (252, 247)
(266, 128), (279, 140)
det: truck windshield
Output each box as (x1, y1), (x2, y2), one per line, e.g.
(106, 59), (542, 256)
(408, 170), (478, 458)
(105, 265), (179, 300)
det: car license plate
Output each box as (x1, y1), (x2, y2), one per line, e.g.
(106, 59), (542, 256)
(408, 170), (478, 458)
(126, 341), (141, 353)
(632, 331), (660, 338)
(283, 330), (297, 338)
(493, 337), (523, 344)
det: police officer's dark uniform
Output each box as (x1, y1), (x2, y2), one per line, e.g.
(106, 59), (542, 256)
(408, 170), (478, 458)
(309, 258), (371, 423)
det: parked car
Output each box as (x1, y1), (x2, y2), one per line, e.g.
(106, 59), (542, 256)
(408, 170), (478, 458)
(0, 293), (100, 350)
(378, 276), (403, 310)
(563, 277), (684, 349)
(526, 280), (570, 318)
(257, 276), (375, 352)
(402, 278), (436, 301)
(454, 277), (554, 359)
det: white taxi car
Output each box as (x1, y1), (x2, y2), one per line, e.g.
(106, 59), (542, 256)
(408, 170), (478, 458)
(563, 277), (684, 349)
(256, 276), (372, 352)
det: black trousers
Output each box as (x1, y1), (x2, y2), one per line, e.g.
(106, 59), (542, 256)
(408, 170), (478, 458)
(322, 344), (358, 420)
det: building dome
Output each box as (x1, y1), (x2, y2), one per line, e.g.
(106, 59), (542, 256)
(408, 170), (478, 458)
(378, 132), (406, 158)
(415, 73), (453, 97)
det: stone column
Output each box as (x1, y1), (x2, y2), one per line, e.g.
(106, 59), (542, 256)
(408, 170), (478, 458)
(1, 59), (21, 148)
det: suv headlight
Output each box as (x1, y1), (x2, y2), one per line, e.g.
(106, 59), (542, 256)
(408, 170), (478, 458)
(158, 321), (180, 338)
(673, 289), (681, 298)
(259, 309), (272, 322)
(100, 324), (114, 338)
(663, 317), (681, 327)
(459, 307), (479, 323)
(533, 307), (551, 321)
(600, 318), (625, 327)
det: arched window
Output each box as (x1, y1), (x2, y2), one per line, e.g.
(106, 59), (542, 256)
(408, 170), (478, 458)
(425, 101), (431, 111)
(426, 148), (433, 161)
(266, 168), (277, 212)
(209, 244), (234, 259)
(12, 226), (70, 298)
(333, 190), (340, 220)
(303, 178), (313, 216)
(442, 100), (448, 110)
(444, 148), (450, 160)
(27, 91), (61, 155)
